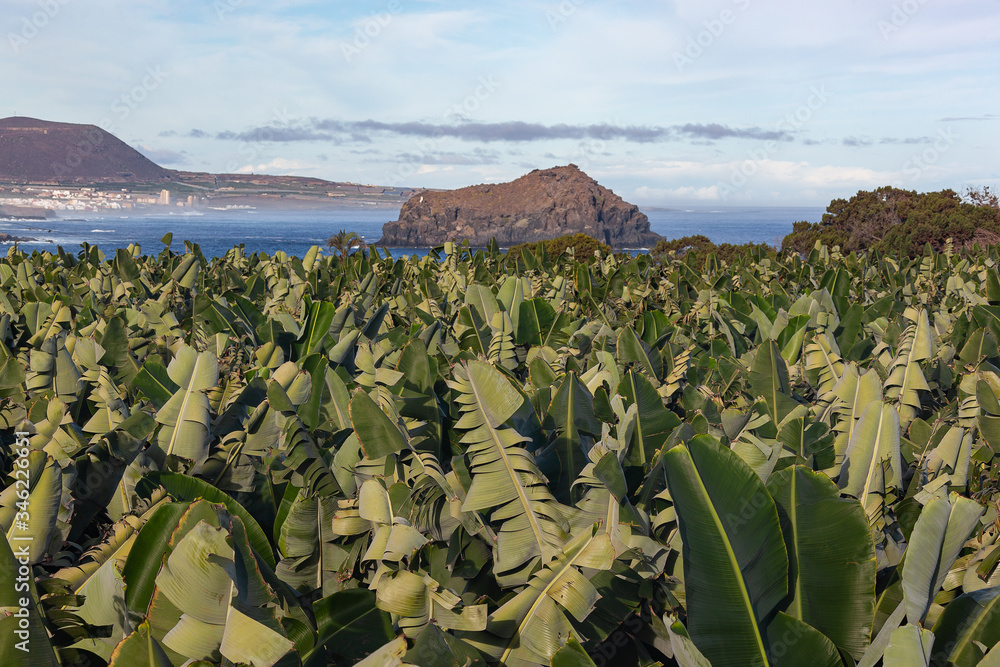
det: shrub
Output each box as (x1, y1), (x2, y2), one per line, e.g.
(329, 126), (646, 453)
(506, 233), (610, 265)
(651, 234), (775, 265)
(781, 186), (1000, 257)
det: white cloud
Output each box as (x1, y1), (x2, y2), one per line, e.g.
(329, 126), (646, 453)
(236, 158), (320, 174)
(2, 0), (996, 203)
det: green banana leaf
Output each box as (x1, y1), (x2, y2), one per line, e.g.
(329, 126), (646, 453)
(549, 636), (597, 667)
(828, 364), (883, 466)
(542, 372), (600, 503)
(930, 586), (1000, 666)
(803, 332), (845, 395)
(350, 389), (408, 459)
(462, 526), (613, 666)
(517, 297), (557, 346)
(0, 533), (59, 666)
(667, 620), (713, 667)
(107, 620), (172, 667)
(145, 471), (277, 568)
(150, 345), (218, 467)
(304, 588), (395, 666)
(884, 310), (935, 427)
(884, 625), (934, 666)
(749, 339), (800, 426)
(902, 493), (983, 625)
(765, 611), (844, 667)
(276, 492), (341, 595)
(767, 465), (875, 660)
(838, 401), (902, 524)
(355, 636), (408, 667)
(488, 311), (518, 372)
(0, 449), (70, 564)
(617, 325), (660, 380)
(663, 435), (788, 667)
(453, 360), (570, 581)
(617, 369), (680, 467)
(143, 515), (294, 666)
(169, 253), (200, 288)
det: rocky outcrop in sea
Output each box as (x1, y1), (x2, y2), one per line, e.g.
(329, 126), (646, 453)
(378, 165), (662, 248)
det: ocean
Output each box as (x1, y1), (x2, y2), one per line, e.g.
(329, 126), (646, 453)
(1, 205), (826, 259)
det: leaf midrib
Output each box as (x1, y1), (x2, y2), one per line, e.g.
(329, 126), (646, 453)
(627, 372), (646, 466)
(790, 470), (803, 620)
(947, 590), (1000, 662)
(862, 405), (887, 515)
(165, 353), (207, 458)
(683, 446), (769, 664)
(498, 533), (591, 665)
(466, 364), (547, 562)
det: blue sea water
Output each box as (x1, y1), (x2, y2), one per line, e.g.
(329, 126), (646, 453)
(1, 205), (825, 260)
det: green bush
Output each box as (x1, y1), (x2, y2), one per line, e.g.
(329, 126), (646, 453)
(505, 233), (610, 265)
(781, 186), (1000, 257)
(650, 234), (775, 265)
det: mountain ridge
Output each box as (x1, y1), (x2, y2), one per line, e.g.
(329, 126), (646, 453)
(0, 117), (173, 183)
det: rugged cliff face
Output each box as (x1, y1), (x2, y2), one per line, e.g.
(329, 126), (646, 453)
(378, 165), (661, 247)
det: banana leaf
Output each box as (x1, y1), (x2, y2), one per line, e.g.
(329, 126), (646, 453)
(929, 585), (1000, 666)
(749, 339), (800, 426)
(767, 465), (875, 660)
(838, 401), (902, 524)
(884, 625), (934, 666)
(462, 526), (613, 666)
(453, 360), (569, 583)
(617, 369), (680, 468)
(304, 588), (396, 666)
(902, 493), (984, 625)
(0, 533), (59, 666)
(150, 345), (218, 467)
(663, 435), (788, 667)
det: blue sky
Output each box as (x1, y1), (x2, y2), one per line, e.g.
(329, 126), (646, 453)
(2, 0), (997, 206)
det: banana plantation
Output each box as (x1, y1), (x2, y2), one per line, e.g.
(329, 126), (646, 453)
(3, 236), (1000, 667)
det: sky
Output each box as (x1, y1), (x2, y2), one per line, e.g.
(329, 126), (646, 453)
(1, 0), (998, 206)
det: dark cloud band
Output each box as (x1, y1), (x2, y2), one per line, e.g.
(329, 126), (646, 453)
(196, 119), (793, 144)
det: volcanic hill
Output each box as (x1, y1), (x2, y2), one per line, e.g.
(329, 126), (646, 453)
(378, 164), (661, 248)
(0, 117), (172, 184)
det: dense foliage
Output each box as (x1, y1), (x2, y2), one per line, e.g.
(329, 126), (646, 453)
(650, 234), (776, 265)
(505, 233), (611, 267)
(4, 235), (1000, 666)
(781, 186), (1000, 257)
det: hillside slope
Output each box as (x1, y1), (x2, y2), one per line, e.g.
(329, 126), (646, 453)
(0, 116), (172, 183)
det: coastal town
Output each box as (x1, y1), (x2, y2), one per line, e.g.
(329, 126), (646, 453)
(0, 186), (187, 214)
(0, 179), (418, 219)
